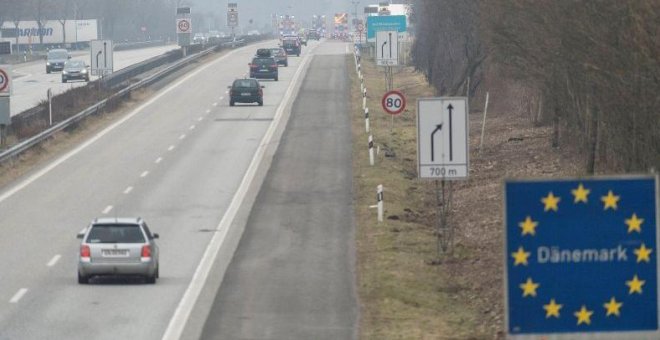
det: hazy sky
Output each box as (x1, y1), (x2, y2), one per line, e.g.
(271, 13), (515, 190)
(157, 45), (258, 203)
(189, 0), (368, 28)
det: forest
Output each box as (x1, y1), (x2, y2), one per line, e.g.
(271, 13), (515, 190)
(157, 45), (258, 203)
(411, 0), (659, 173)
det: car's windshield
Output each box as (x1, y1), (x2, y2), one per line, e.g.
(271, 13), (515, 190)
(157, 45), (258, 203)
(65, 60), (84, 68)
(86, 224), (146, 243)
(48, 50), (68, 59)
(233, 80), (257, 88)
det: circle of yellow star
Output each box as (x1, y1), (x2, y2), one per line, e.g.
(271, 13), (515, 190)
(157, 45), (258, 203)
(543, 298), (562, 318)
(634, 244), (653, 263)
(520, 277), (539, 297)
(519, 216), (538, 236)
(626, 275), (645, 294)
(601, 190), (620, 210)
(571, 184), (590, 203)
(625, 213), (644, 234)
(603, 297), (623, 317)
(541, 192), (560, 212)
(512, 246), (531, 266)
(574, 305), (593, 325)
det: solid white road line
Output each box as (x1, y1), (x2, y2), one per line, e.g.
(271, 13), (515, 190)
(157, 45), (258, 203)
(140, 171), (149, 178)
(9, 289), (28, 303)
(155, 157), (163, 164)
(47, 255), (61, 267)
(123, 186), (134, 194)
(0, 41), (255, 206)
(168, 145), (175, 151)
(102, 205), (113, 214)
(161, 41), (318, 340)
(179, 134), (186, 140)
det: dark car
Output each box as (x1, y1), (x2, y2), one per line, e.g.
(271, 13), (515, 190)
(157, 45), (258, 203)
(307, 29), (321, 40)
(62, 60), (90, 83)
(46, 49), (70, 73)
(282, 38), (301, 57)
(228, 78), (264, 106)
(249, 56), (278, 81)
(269, 47), (288, 67)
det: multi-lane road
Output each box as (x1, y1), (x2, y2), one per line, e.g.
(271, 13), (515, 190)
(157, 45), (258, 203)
(0, 39), (357, 339)
(9, 44), (179, 116)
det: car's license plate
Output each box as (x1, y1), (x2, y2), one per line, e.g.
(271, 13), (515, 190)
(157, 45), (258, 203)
(241, 92), (251, 96)
(102, 249), (129, 257)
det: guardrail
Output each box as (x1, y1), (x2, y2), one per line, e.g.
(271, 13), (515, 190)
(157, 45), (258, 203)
(0, 34), (272, 165)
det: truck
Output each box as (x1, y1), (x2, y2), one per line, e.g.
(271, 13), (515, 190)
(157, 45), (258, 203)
(0, 20), (98, 48)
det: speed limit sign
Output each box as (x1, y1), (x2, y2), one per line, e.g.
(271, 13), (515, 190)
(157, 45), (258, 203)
(382, 90), (406, 115)
(176, 19), (191, 34)
(0, 67), (10, 96)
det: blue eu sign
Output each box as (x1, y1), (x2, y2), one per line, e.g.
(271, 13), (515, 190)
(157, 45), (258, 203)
(505, 176), (659, 338)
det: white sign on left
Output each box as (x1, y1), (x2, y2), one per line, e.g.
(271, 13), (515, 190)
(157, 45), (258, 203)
(90, 40), (113, 76)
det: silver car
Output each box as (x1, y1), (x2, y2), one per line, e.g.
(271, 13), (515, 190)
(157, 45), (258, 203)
(77, 217), (159, 284)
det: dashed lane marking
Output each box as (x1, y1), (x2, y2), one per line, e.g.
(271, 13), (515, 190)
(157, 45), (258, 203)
(47, 255), (61, 267)
(9, 289), (28, 303)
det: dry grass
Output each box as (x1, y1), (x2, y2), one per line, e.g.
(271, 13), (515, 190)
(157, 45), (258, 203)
(350, 55), (486, 340)
(349, 52), (586, 339)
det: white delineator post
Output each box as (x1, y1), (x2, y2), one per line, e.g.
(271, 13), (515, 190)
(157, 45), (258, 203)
(377, 184), (384, 222)
(365, 107), (370, 132)
(362, 87), (367, 110)
(368, 134), (374, 166)
(479, 91), (490, 154)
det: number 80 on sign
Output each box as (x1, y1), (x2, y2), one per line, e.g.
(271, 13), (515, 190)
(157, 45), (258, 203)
(382, 90), (406, 115)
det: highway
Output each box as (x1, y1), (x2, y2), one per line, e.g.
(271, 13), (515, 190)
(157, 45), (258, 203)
(0, 39), (357, 339)
(200, 42), (358, 339)
(9, 44), (179, 116)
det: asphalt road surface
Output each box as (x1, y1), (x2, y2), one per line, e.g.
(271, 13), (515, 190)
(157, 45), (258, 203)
(9, 44), (179, 116)
(200, 43), (358, 340)
(0, 39), (328, 339)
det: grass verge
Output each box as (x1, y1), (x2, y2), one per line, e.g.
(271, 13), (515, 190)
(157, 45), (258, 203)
(349, 54), (488, 339)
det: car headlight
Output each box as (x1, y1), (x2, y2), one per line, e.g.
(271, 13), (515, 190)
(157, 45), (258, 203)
(46, 62), (51, 66)
(62, 70), (68, 74)
(81, 69), (88, 74)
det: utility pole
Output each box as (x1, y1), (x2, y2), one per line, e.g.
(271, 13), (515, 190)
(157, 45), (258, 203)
(351, 0), (360, 27)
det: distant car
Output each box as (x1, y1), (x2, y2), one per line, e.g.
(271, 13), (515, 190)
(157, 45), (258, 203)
(307, 29), (321, 40)
(282, 38), (301, 56)
(249, 56), (278, 81)
(269, 47), (288, 67)
(228, 78), (264, 106)
(77, 217), (160, 284)
(46, 48), (70, 73)
(256, 48), (272, 57)
(193, 33), (206, 44)
(61, 60), (90, 83)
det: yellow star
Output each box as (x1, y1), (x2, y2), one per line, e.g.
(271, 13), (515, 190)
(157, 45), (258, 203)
(625, 213), (644, 233)
(574, 305), (593, 325)
(512, 246), (531, 266)
(571, 183), (590, 203)
(519, 216), (538, 236)
(541, 192), (560, 212)
(634, 244), (653, 263)
(603, 297), (623, 317)
(543, 298), (562, 318)
(520, 277), (539, 297)
(601, 190), (620, 210)
(626, 275), (645, 294)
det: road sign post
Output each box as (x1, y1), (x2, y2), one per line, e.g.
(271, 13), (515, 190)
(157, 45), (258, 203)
(176, 7), (192, 51)
(417, 97), (469, 180)
(90, 40), (113, 77)
(375, 30), (399, 66)
(505, 176), (659, 338)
